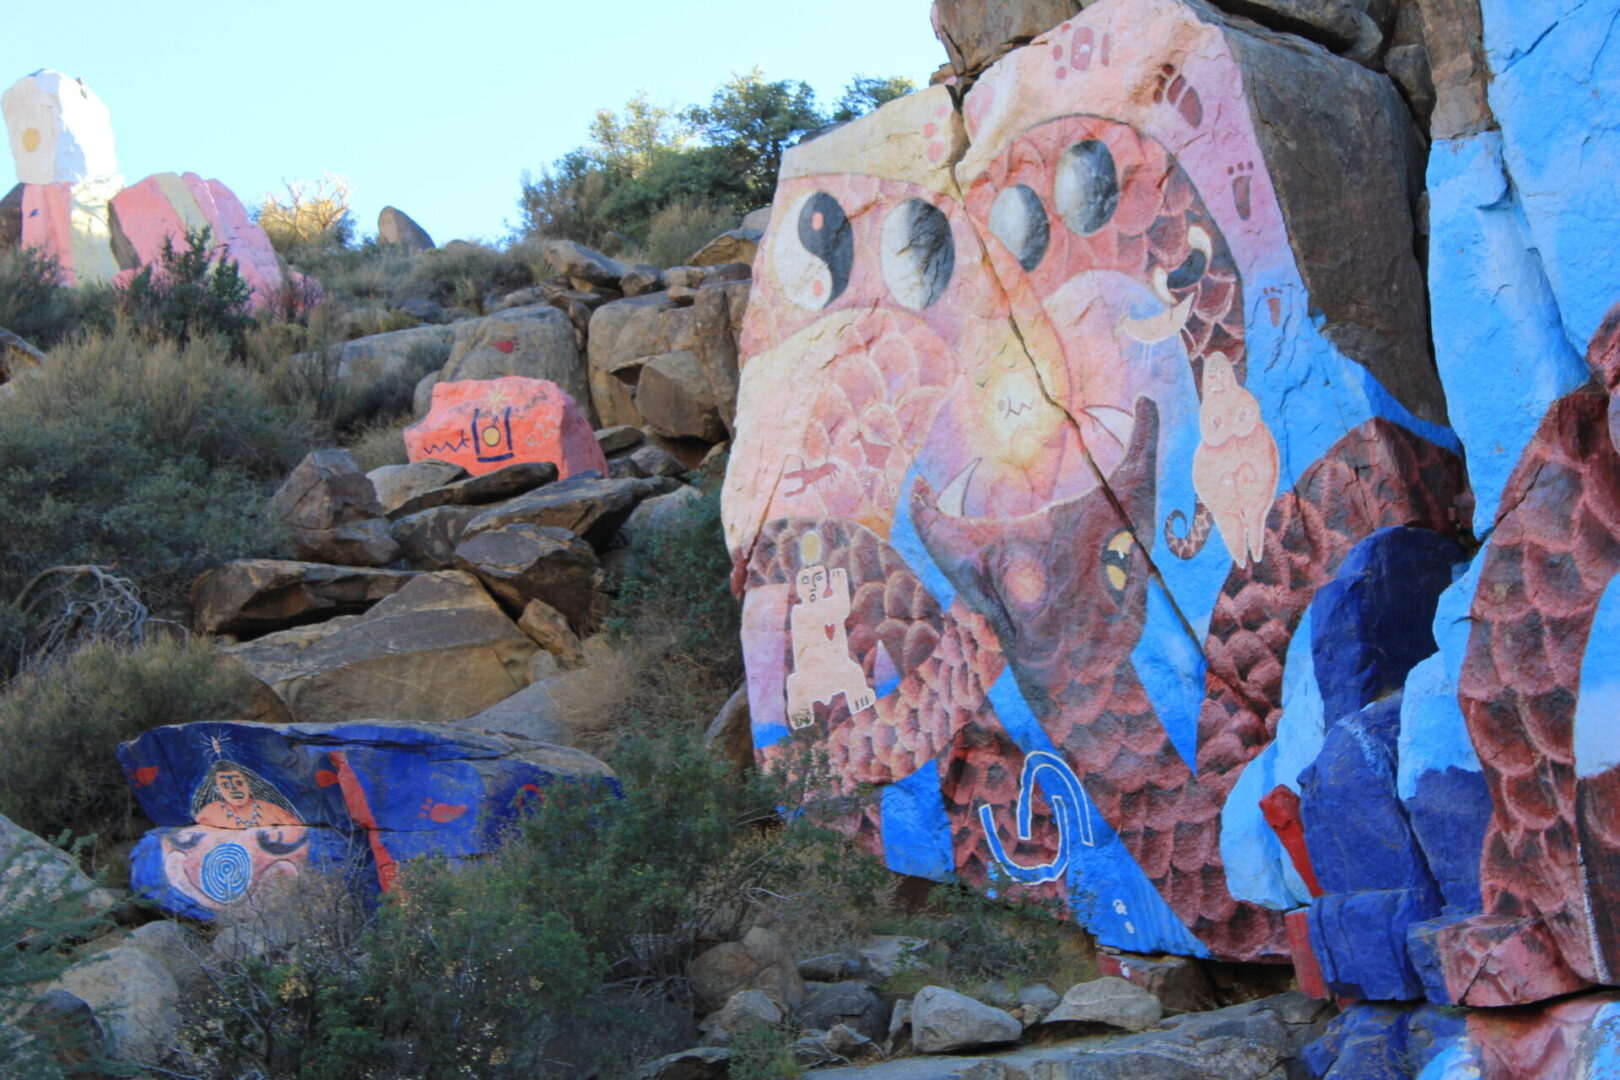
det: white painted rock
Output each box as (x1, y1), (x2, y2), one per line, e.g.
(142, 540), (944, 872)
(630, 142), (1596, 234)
(2, 70), (117, 185)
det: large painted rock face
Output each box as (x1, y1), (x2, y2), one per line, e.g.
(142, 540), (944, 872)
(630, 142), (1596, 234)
(119, 720), (614, 920)
(404, 376), (608, 480)
(724, 0), (1468, 965)
(108, 172), (290, 308)
(2, 70), (117, 186)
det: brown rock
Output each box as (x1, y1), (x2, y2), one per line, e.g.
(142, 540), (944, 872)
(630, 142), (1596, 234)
(223, 571), (536, 724)
(692, 284), (742, 436)
(453, 523), (605, 633)
(387, 460), (560, 520)
(290, 519), (400, 568)
(443, 304), (593, 424)
(687, 228), (761, 268)
(596, 425), (644, 454)
(587, 291), (706, 428)
(637, 350), (727, 442)
(620, 264), (665, 296)
(628, 444), (688, 479)
(517, 598), (585, 666)
(192, 559), (417, 637)
(271, 449), (379, 531)
(461, 473), (680, 550)
(377, 205), (435, 252)
(391, 505), (482, 569)
(542, 239), (627, 288)
(367, 461), (468, 516)
(0, 325), (45, 384)
(931, 0), (1081, 75)
(688, 927), (806, 1014)
(1385, 42), (1436, 124)
(1417, 0), (1493, 139)
(704, 686), (753, 771)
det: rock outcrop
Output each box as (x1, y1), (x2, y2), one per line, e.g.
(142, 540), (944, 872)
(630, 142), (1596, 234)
(404, 376), (607, 479)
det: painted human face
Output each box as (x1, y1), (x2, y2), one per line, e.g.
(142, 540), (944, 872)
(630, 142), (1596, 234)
(161, 825), (309, 911)
(214, 769), (250, 806)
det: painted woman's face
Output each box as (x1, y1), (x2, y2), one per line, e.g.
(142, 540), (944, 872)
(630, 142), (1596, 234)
(160, 825), (309, 910)
(213, 770), (250, 806)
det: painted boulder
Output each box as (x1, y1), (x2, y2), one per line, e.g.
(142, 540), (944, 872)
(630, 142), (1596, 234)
(2, 70), (117, 186)
(723, 0), (1467, 965)
(404, 376), (607, 480)
(108, 171), (293, 308)
(120, 720), (615, 920)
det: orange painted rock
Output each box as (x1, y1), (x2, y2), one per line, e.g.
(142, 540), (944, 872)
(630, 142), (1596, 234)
(403, 376), (607, 480)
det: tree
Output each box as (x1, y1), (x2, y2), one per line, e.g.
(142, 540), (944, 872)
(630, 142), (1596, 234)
(832, 74), (918, 123)
(587, 91), (689, 180)
(686, 68), (825, 207)
(256, 173), (354, 252)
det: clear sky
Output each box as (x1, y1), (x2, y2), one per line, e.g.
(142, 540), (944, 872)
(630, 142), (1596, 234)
(3, 1), (946, 244)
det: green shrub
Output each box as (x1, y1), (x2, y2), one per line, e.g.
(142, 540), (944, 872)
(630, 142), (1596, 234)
(344, 414), (414, 472)
(402, 243), (535, 313)
(117, 226), (254, 357)
(0, 328), (307, 635)
(729, 1022), (803, 1080)
(0, 247), (67, 345)
(644, 202), (738, 268)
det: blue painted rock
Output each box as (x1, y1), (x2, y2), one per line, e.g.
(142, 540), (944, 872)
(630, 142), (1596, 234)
(119, 720), (614, 920)
(1308, 888), (1438, 1001)
(1308, 527), (1466, 727)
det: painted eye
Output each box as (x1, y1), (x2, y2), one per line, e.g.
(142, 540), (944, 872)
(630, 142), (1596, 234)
(1165, 224), (1211, 291)
(988, 184), (1049, 272)
(770, 190), (854, 310)
(1102, 529), (1135, 595)
(1054, 140), (1119, 236)
(255, 829), (310, 857)
(881, 198), (955, 309)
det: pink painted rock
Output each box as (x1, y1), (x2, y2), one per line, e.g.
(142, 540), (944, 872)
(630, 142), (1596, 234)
(109, 172), (289, 308)
(19, 179), (121, 284)
(403, 377), (607, 480)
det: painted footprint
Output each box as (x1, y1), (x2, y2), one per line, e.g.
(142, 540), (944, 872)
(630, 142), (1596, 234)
(1070, 27), (1112, 72)
(1262, 286), (1283, 327)
(1154, 64), (1203, 128)
(1228, 161), (1255, 221)
(418, 797), (467, 823)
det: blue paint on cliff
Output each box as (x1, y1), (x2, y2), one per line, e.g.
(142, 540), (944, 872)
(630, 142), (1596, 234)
(880, 764), (955, 880)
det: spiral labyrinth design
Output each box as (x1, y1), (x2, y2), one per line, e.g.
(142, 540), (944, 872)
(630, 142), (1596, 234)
(199, 841), (253, 904)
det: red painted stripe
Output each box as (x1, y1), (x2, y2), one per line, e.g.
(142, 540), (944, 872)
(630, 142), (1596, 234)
(328, 751), (399, 892)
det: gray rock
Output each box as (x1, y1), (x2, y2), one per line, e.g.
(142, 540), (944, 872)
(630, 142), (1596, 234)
(461, 473), (679, 550)
(544, 239), (628, 288)
(1101, 953), (1212, 1015)
(451, 679), (574, 746)
(620, 264), (665, 297)
(798, 980), (889, 1042)
(126, 920), (208, 998)
(699, 988), (783, 1047)
(0, 813), (116, 919)
(306, 323), (456, 397)
(368, 461), (468, 515)
(1041, 976), (1163, 1033)
(51, 940), (181, 1065)
(857, 935), (931, 981)
(413, 369), (441, 417)
(191, 559), (418, 637)
(797, 952), (863, 983)
(1066, 1032), (1282, 1079)
(392, 296), (447, 323)
(636, 1046), (730, 1080)
(18, 989), (105, 1075)
(909, 986), (1021, 1054)
(931, 0), (1082, 75)
(1016, 983), (1060, 1021)
(628, 444), (688, 479)
(597, 424), (645, 454)
(391, 505), (482, 569)
(378, 206), (435, 252)
(271, 449), (399, 567)
(1210, 0), (1361, 49)
(740, 207), (772, 233)
(453, 522), (604, 633)
(686, 228), (760, 268)
(442, 304), (593, 425)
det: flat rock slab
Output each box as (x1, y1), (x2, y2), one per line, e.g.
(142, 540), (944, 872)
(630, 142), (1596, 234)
(369, 461), (468, 516)
(463, 473), (679, 550)
(222, 571), (536, 724)
(1041, 975), (1164, 1033)
(191, 559), (418, 637)
(120, 719), (614, 921)
(390, 505), (482, 570)
(453, 523), (604, 633)
(404, 376), (606, 479)
(911, 986), (1022, 1053)
(387, 460), (559, 520)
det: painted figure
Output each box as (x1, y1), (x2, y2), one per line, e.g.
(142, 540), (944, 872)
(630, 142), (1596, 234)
(786, 533), (877, 727)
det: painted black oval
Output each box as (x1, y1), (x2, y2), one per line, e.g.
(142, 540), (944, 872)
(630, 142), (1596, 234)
(887, 198), (956, 308)
(1165, 247), (1208, 291)
(989, 184), (1050, 272)
(1055, 140), (1120, 236)
(798, 191), (854, 305)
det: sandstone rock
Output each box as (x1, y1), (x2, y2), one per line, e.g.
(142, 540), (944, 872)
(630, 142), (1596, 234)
(51, 941), (180, 1065)
(699, 988), (783, 1047)
(620, 264), (665, 296)
(222, 571), (536, 724)
(688, 927), (806, 1013)
(191, 560), (417, 637)
(443, 305), (593, 424)
(304, 324), (455, 400)
(110, 171), (290, 308)
(637, 350), (727, 442)
(462, 473), (678, 550)
(393, 295), (448, 323)
(387, 460), (560, 519)
(448, 679), (576, 746)
(0, 325), (45, 384)
(587, 291), (702, 428)
(271, 449), (400, 567)
(1418, 0), (1492, 139)
(597, 424), (644, 454)
(3, 70), (117, 184)
(0, 812), (116, 918)
(1097, 953), (1211, 1015)
(687, 228), (761, 268)
(405, 376), (606, 481)
(1041, 976), (1163, 1033)
(543, 239), (627, 288)
(704, 686), (753, 772)
(517, 598), (586, 667)
(626, 444), (689, 480)
(909, 986), (1021, 1053)
(122, 718), (613, 920)
(1385, 43), (1436, 125)
(453, 523), (603, 633)
(391, 505), (482, 569)
(377, 205), (434, 252)
(857, 936), (931, 981)
(368, 460), (468, 516)
(740, 207), (772, 233)
(930, 0), (1081, 76)
(798, 981), (889, 1042)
